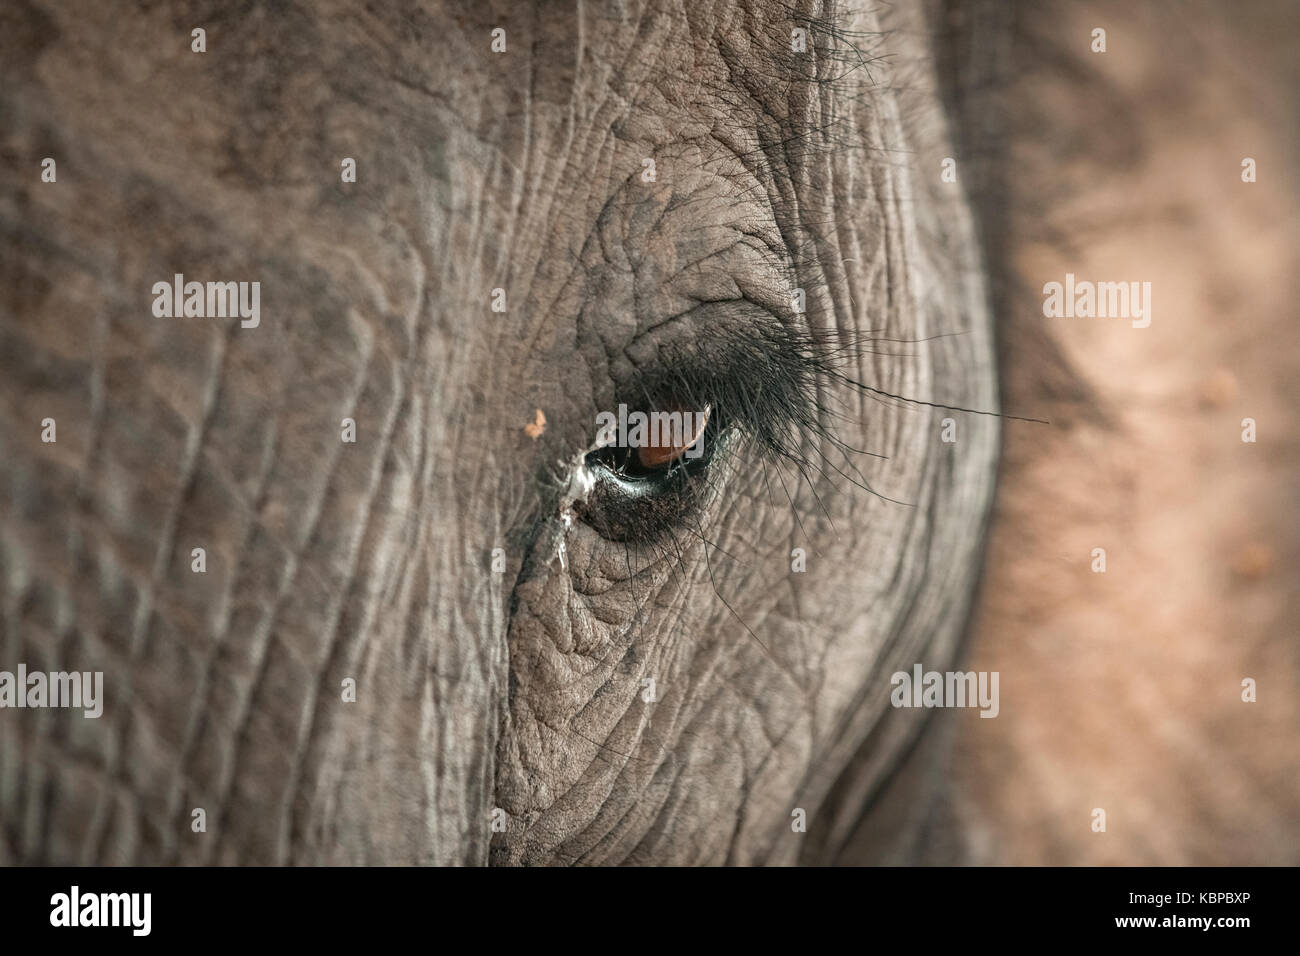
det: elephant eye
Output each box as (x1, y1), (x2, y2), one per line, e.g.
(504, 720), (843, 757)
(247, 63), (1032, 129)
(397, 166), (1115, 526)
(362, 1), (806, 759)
(575, 405), (722, 541)
(586, 405), (712, 479)
(568, 311), (845, 544)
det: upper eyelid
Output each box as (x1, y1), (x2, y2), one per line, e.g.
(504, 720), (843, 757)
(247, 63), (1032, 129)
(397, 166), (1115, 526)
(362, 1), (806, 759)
(622, 297), (791, 361)
(617, 304), (827, 442)
(662, 233), (795, 317)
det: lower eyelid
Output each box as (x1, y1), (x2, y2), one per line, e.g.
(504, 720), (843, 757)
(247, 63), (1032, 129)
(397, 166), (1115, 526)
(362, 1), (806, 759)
(576, 426), (727, 542)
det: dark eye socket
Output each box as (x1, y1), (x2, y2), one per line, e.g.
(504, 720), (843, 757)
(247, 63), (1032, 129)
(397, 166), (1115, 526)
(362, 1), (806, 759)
(576, 407), (724, 542)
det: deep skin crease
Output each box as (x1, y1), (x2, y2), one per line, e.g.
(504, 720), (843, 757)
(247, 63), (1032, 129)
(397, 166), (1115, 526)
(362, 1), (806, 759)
(0, 0), (997, 864)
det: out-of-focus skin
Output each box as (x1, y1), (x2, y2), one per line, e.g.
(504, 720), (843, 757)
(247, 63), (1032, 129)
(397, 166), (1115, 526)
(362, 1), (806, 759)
(952, 0), (1300, 864)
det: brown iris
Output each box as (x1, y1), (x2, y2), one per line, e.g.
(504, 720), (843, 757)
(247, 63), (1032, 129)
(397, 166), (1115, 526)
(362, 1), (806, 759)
(635, 406), (711, 470)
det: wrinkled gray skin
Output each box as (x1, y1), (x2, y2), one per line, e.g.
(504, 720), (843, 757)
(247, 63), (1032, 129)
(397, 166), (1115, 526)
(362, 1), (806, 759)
(0, 0), (996, 864)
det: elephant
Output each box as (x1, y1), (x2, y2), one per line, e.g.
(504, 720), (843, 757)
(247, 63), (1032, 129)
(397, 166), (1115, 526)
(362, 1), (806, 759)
(0, 0), (1015, 865)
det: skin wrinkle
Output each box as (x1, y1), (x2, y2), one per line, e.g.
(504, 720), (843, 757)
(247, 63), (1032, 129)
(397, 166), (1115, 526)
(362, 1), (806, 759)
(116, 372), (235, 860)
(811, 483), (931, 813)
(279, 360), (426, 857)
(201, 326), (398, 854)
(208, 314), (387, 801)
(561, 630), (709, 860)
(160, 381), (283, 853)
(282, 392), (433, 862)
(82, 300), (231, 862)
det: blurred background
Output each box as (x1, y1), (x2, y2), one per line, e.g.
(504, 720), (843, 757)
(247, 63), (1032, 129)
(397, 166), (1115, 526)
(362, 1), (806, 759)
(950, 0), (1300, 864)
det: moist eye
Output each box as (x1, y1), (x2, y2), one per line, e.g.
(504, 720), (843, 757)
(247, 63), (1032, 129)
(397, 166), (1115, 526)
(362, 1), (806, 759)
(575, 408), (724, 542)
(634, 405), (710, 470)
(586, 406), (713, 481)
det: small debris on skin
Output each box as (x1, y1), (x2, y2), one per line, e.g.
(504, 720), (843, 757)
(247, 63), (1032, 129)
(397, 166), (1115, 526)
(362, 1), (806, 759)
(524, 408), (546, 439)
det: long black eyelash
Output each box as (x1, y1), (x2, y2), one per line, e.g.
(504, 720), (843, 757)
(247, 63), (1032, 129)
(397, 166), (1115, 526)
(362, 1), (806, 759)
(630, 321), (853, 459)
(590, 303), (1055, 551)
(574, 319), (867, 545)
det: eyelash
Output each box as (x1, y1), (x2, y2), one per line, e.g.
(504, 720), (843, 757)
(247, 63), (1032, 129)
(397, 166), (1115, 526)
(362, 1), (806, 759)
(566, 305), (924, 547)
